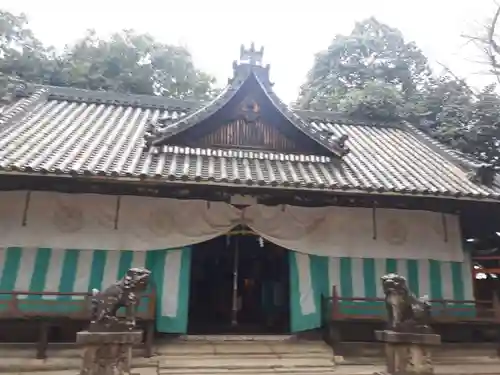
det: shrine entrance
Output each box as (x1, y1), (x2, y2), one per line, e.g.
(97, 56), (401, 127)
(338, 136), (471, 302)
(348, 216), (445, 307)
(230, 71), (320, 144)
(187, 227), (290, 334)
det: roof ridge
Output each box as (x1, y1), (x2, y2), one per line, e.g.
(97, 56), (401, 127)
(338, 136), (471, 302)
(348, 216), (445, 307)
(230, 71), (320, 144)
(146, 75), (247, 148)
(255, 77), (350, 157)
(400, 121), (500, 187)
(0, 88), (49, 130)
(402, 121), (484, 170)
(295, 109), (402, 128)
(19, 84), (200, 111)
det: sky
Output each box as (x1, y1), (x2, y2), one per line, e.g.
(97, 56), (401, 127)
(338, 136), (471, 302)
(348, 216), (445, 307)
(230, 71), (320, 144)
(2, 0), (498, 102)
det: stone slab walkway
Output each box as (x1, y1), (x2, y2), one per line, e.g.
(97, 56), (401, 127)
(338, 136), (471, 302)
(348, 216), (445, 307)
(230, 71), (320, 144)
(0, 339), (498, 375)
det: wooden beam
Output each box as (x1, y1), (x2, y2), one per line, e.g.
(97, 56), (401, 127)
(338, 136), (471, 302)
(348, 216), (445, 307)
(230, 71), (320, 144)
(0, 173), (496, 214)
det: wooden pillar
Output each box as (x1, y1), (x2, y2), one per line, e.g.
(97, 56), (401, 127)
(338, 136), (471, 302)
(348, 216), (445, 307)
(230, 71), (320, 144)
(494, 292), (500, 357)
(329, 285), (342, 348)
(36, 320), (49, 359)
(144, 321), (155, 358)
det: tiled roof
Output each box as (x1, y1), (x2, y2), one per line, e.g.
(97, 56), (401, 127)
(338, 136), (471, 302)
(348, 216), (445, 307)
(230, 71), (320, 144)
(0, 85), (499, 200)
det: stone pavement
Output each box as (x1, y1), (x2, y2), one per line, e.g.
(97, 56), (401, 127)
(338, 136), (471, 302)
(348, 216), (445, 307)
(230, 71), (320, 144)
(0, 338), (499, 374)
(3, 363), (500, 375)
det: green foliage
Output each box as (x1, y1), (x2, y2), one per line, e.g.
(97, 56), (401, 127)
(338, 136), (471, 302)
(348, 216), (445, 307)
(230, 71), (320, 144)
(52, 30), (217, 100)
(0, 10), (55, 101)
(298, 17), (430, 112)
(448, 85), (500, 165)
(0, 10), (217, 101)
(338, 81), (405, 121)
(298, 16), (500, 166)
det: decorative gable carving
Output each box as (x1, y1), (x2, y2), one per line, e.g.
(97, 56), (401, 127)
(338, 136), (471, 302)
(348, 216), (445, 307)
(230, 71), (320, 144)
(238, 97), (261, 123)
(189, 119), (299, 152)
(167, 94), (325, 153)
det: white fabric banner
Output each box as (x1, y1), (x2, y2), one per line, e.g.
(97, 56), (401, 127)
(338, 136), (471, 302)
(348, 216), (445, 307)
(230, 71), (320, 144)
(0, 191), (464, 261)
(118, 196), (240, 250)
(20, 192), (117, 249)
(245, 205), (375, 258)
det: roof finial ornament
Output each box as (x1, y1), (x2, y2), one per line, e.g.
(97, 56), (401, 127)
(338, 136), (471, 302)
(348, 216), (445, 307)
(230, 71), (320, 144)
(230, 43), (271, 86)
(322, 131), (350, 157)
(467, 163), (497, 187)
(239, 42), (264, 66)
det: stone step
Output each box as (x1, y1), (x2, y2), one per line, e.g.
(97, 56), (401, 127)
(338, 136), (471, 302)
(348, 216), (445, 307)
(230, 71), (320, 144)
(162, 353), (335, 360)
(175, 335), (295, 342)
(157, 363), (500, 375)
(158, 368), (337, 375)
(157, 342), (332, 355)
(0, 343), (334, 359)
(339, 356), (500, 365)
(159, 357), (336, 369)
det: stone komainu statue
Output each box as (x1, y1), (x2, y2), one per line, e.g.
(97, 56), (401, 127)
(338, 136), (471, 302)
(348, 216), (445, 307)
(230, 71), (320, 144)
(90, 267), (152, 332)
(381, 273), (432, 333)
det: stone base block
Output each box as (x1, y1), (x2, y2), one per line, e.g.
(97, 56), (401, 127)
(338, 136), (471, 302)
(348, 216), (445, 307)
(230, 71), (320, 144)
(77, 330), (143, 375)
(376, 330), (441, 346)
(376, 330), (441, 375)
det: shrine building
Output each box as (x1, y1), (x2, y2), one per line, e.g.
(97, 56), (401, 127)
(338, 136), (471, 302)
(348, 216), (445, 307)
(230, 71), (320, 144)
(0, 44), (498, 340)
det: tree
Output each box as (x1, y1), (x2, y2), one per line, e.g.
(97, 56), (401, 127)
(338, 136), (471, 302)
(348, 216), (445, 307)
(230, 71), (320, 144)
(452, 84), (500, 165)
(428, 4), (500, 166)
(462, 4), (500, 85)
(0, 10), (56, 103)
(0, 10), (218, 101)
(337, 81), (405, 121)
(53, 30), (217, 100)
(297, 17), (431, 115)
(297, 15), (500, 166)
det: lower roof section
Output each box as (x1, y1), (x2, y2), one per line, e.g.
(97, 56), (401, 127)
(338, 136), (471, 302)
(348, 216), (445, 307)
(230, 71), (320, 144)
(0, 144), (498, 200)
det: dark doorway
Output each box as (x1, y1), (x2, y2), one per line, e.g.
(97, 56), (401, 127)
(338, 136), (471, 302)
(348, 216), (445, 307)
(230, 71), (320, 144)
(188, 230), (290, 334)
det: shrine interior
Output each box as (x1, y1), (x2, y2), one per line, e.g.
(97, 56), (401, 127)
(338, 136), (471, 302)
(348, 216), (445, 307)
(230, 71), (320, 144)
(188, 228), (290, 334)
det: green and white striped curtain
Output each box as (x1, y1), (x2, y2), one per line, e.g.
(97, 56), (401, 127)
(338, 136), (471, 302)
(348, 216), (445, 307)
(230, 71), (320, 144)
(289, 251), (474, 332)
(0, 247), (192, 333)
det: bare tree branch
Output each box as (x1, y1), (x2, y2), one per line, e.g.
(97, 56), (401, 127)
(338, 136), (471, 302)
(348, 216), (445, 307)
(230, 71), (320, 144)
(461, 3), (500, 85)
(435, 61), (479, 97)
(485, 4), (500, 85)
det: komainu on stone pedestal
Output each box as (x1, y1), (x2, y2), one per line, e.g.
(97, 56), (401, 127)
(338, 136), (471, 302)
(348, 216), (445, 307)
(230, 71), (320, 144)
(78, 331), (143, 375)
(376, 273), (441, 375)
(77, 267), (152, 375)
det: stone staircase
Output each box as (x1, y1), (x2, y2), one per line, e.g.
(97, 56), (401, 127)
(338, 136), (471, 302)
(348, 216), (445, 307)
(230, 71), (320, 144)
(155, 336), (500, 375)
(156, 335), (337, 374)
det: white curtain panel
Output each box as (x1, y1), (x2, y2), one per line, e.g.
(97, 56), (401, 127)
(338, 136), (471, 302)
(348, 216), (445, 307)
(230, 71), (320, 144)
(0, 191), (463, 261)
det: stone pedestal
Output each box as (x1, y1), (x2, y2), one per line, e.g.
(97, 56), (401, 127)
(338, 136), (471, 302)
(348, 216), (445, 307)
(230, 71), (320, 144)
(375, 330), (441, 375)
(77, 330), (143, 375)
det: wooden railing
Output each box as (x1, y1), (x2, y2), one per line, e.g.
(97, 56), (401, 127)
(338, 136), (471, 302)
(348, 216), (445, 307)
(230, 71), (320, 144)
(0, 290), (156, 319)
(0, 289), (157, 359)
(324, 285), (500, 323)
(321, 285), (500, 352)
